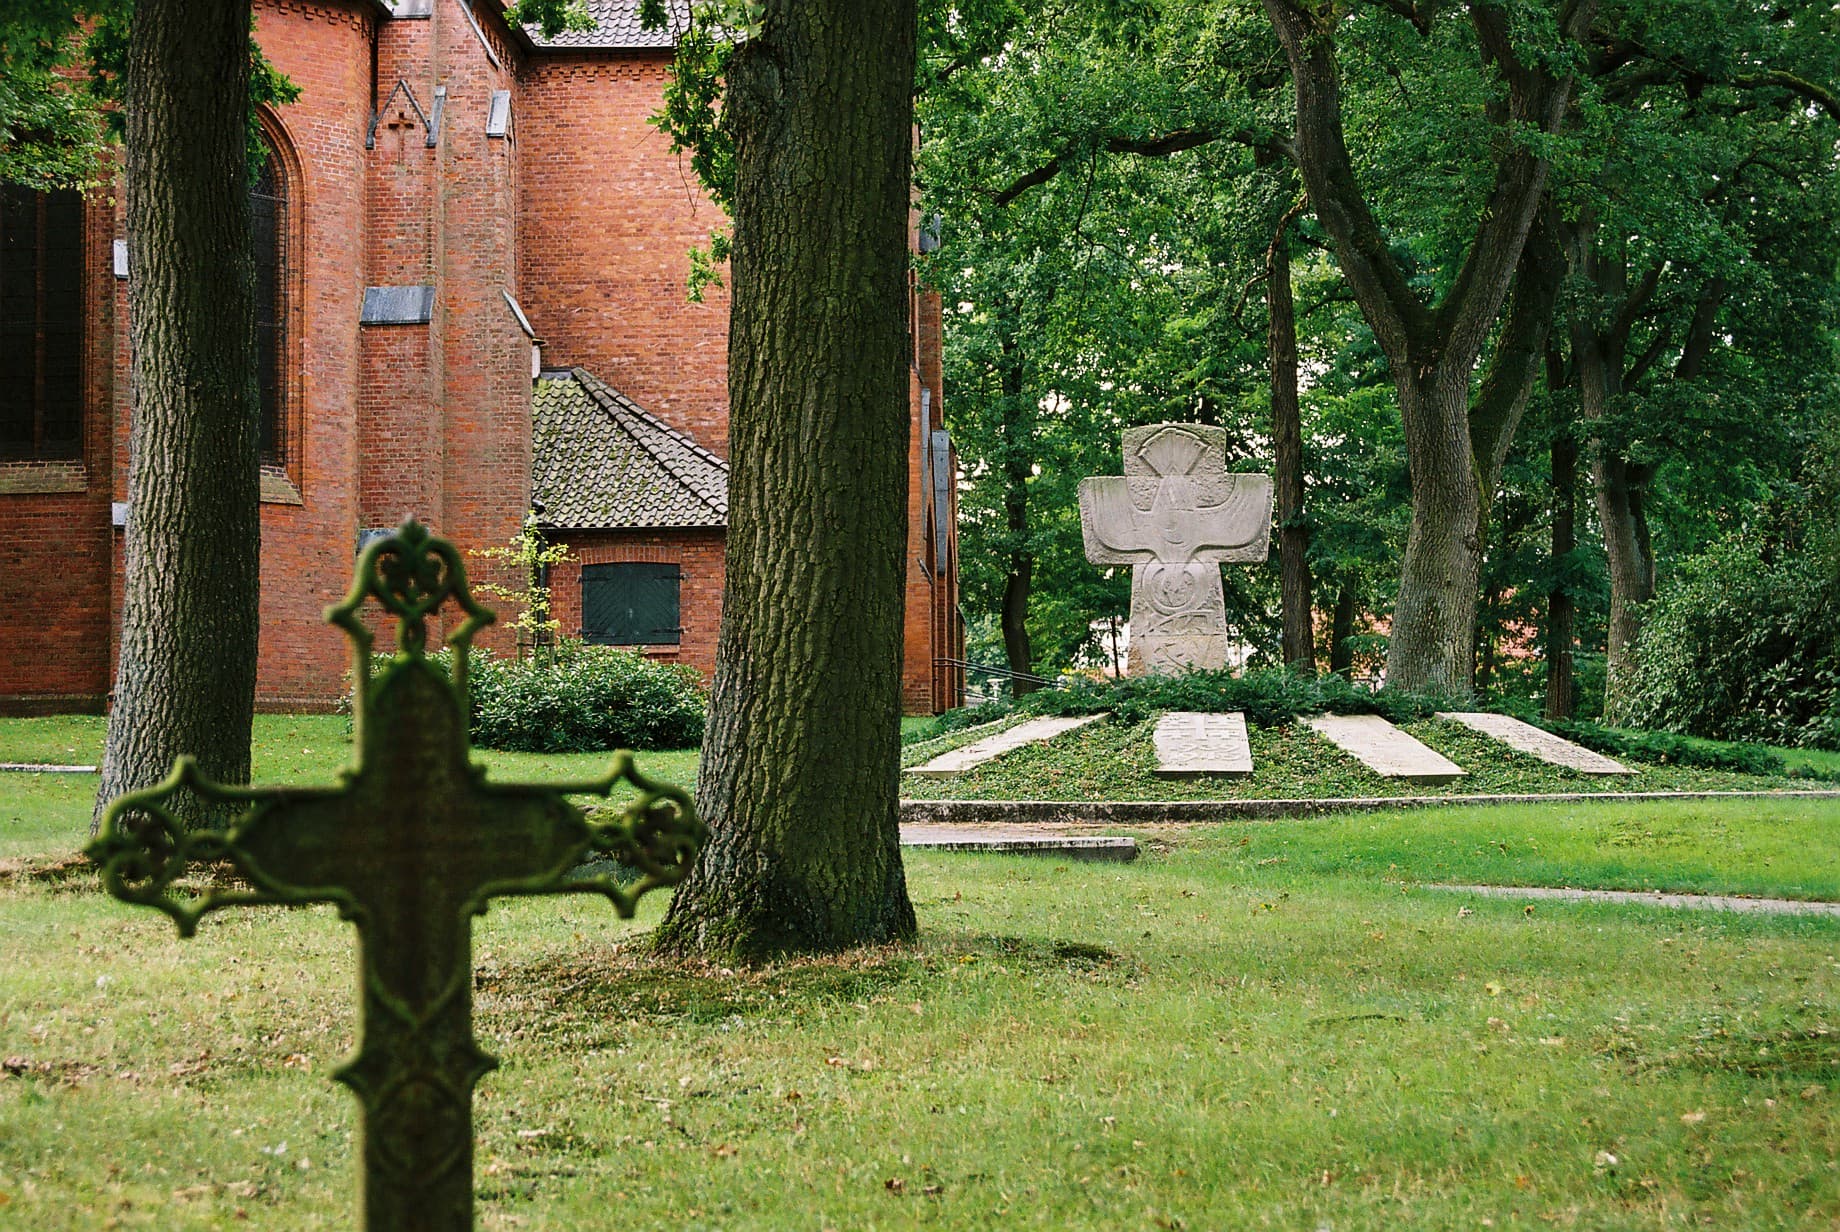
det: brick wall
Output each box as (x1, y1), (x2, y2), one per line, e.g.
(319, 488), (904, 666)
(547, 530), (726, 680)
(516, 51), (732, 455)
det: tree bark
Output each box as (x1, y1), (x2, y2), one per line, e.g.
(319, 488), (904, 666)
(93, 0), (259, 833)
(1262, 0), (1591, 696)
(996, 335), (1037, 696)
(1328, 584), (1357, 676)
(654, 0), (918, 960)
(1544, 421), (1577, 721)
(1268, 197), (1314, 672)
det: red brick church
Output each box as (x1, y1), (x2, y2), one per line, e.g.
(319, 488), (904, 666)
(0, 0), (964, 715)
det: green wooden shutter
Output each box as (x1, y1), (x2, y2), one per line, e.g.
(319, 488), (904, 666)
(581, 563), (681, 646)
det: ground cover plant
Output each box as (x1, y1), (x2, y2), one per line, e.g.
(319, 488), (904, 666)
(2, 798), (1836, 1229)
(899, 714), (1823, 803)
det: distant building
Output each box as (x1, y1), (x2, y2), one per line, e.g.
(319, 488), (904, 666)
(0, 0), (963, 715)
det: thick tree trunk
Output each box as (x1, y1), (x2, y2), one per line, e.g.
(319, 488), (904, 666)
(1268, 201), (1314, 672)
(1594, 455), (1654, 717)
(1544, 427), (1577, 721)
(1328, 585), (1357, 676)
(1386, 373), (1483, 695)
(654, 0), (918, 960)
(93, 0), (259, 833)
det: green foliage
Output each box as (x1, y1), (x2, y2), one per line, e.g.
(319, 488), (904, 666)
(1541, 718), (1792, 778)
(467, 517), (573, 651)
(468, 641), (707, 753)
(1618, 519), (1840, 752)
(368, 642), (707, 753)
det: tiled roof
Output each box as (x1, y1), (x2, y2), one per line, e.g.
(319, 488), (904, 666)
(531, 368), (728, 530)
(523, 0), (688, 49)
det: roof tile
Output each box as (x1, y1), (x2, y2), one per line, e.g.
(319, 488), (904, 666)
(524, 0), (688, 49)
(532, 368), (728, 530)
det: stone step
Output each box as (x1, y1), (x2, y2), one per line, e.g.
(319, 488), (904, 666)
(1434, 712), (1633, 775)
(1304, 713), (1465, 784)
(904, 713), (1107, 778)
(900, 828), (1138, 862)
(1154, 711), (1252, 778)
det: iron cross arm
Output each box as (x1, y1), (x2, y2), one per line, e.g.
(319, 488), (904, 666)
(85, 519), (706, 1232)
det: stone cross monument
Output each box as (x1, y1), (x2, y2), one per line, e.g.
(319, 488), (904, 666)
(1078, 423), (1273, 675)
(86, 520), (705, 1232)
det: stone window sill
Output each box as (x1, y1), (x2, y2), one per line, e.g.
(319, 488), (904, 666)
(0, 461), (87, 495)
(260, 467), (304, 506)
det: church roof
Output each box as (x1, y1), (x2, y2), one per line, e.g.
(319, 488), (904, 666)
(531, 368), (728, 530)
(522, 0), (688, 49)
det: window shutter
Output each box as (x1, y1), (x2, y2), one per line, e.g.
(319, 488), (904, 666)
(581, 562), (682, 646)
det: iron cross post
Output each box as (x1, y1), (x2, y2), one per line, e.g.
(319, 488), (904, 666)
(86, 520), (705, 1232)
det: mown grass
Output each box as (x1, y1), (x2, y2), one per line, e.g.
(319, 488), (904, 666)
(3, 824), (1838, 1230)
(901, 714), (1820, 801)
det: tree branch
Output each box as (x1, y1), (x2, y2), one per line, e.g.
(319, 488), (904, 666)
(991, 128), (1280, 207)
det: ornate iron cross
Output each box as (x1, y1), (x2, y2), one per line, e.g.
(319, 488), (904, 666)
(85, 520), (705, 1232)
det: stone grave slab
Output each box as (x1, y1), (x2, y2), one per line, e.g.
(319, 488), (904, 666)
(1434, 711), (1633, 775)
(1153, 711), (1253, 778)
(1304, 713), (1465, 784)
(905, 713), (1107, 778)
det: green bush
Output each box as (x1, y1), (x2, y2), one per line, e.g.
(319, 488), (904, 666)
(998, 668), (1465, 729)
(469, 641), (706, 752)
(1620, 529), (1840, 751)
(363, 642), (706, 752)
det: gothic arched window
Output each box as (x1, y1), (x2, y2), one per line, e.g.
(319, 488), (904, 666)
(250, 142), (289, 469)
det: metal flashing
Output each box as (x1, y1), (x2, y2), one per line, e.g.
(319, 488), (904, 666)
(361, 285), (436, 326)
(503, 289), (536, 338)
(486, 89), (511, 138)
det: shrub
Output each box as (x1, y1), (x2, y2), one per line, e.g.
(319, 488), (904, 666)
(362, 642), (707, 752)
(468, 641), (706, 752)
(1619, 528), (1840, 751)
(1006, 667), (1466, 729)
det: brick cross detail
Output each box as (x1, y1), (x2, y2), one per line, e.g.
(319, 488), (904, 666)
(86, 520), (705, 1232)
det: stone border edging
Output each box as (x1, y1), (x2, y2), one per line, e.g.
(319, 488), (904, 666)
(0, 763), (98, 774)
(1430, 883), (1840, 917)
(899, 789), (1840, 825)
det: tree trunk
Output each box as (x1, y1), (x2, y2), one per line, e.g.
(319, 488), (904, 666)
(1263, 0), (1590, 698)
(93, 0), (259, 833)
(1386, 373), (1484, 695)
(1544, 425), (1576, 721)
(654, 0), (918, 960)
(1328, 585), (1357, 676)
(998, 341), (1037, 696)
(1000, 553), (1035, 698)
(1268, 199), (1314, 673)
(1594, 454), (1653, 717)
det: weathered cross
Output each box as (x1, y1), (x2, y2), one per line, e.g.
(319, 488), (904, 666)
(1078, 422), (1273, 675)
(85, 520), (705, 1231)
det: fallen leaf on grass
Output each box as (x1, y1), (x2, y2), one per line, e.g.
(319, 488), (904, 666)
(884, 1178), (905, 1195)
(1680, 1110), (1707, 1125)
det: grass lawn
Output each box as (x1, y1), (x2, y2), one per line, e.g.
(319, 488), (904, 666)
(2, 801), (1837, 1229)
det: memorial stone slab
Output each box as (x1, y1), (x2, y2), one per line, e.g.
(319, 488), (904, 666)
(1305, 713), (1466, 784)
(1153, 711), (1253, 778)
(1078, 423), (1273, 674)
(86, 521), (705, 1232)
(1435, 711), (1634, 775)
(905, 713), (1108, 778)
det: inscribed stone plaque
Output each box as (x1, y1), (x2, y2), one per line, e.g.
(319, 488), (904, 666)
(1153, 711), (1253, 779)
